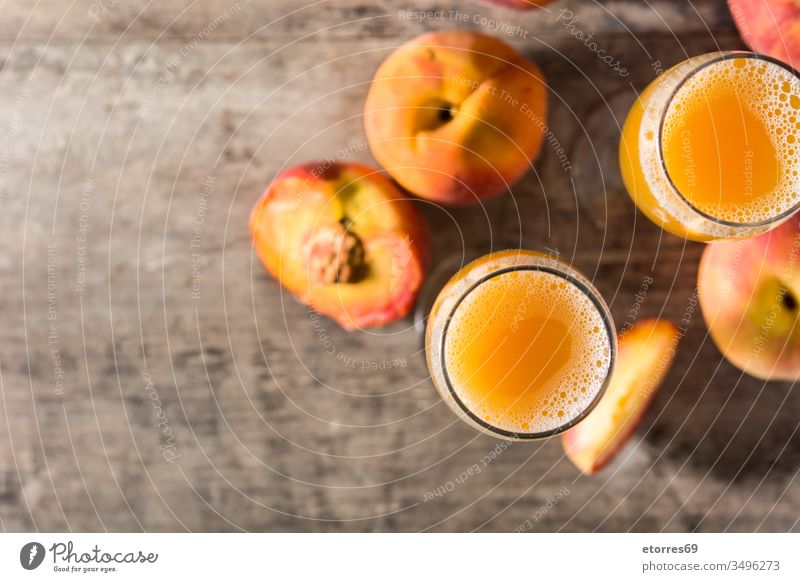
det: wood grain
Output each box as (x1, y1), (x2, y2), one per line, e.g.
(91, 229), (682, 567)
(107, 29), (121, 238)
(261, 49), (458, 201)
(1, 0), (798, 532)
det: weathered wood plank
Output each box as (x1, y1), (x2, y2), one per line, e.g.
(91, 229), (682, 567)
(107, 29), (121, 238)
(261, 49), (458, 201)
(0, 1), (796, 532)
(0, 0), (737, 42)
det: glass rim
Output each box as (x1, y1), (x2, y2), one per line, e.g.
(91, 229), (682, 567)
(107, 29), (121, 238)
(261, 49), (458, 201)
(657, 50), (800, 229)
(437, 261), (617, 440)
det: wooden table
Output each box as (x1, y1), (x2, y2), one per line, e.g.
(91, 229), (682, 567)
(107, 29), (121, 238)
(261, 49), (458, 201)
(0, 0), (798, 532)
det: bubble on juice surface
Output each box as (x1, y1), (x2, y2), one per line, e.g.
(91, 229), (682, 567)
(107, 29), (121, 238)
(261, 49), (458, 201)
(660, 56), (800, 223)
(443, 269), (613, 435)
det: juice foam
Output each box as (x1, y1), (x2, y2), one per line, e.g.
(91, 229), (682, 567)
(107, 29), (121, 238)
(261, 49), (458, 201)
(661, 56), (800, 224)
(443, 269), (612, 434)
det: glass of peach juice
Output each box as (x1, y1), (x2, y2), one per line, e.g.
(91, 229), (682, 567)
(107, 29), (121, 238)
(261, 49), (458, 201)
(620, 51), (800, 242)
(425, 250), (616, 440)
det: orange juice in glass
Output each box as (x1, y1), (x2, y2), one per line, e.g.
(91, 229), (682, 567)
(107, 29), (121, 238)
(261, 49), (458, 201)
(425, 250), (616, 440)
(620, 51), (800, 241)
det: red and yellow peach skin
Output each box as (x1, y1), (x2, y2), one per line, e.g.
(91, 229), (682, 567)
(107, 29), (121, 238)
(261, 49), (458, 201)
(249, 162), (429, 330)
(364, 30), (548, 206)
(563, 319), (680, 475)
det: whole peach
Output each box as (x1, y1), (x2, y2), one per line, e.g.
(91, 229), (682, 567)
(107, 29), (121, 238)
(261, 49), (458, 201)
(728, 0), (800, 67)
(364, 30), (548, 206)
(698, 212), (800, 380)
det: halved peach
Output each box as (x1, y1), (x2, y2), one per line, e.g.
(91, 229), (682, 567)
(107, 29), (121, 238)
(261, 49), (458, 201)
(249, 162), (429, 330)
(562, 319), (680, 475)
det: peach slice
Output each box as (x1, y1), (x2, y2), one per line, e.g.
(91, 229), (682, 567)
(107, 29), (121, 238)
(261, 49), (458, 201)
(562, 319), (680, 475)
(249, 162), (429, 331)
